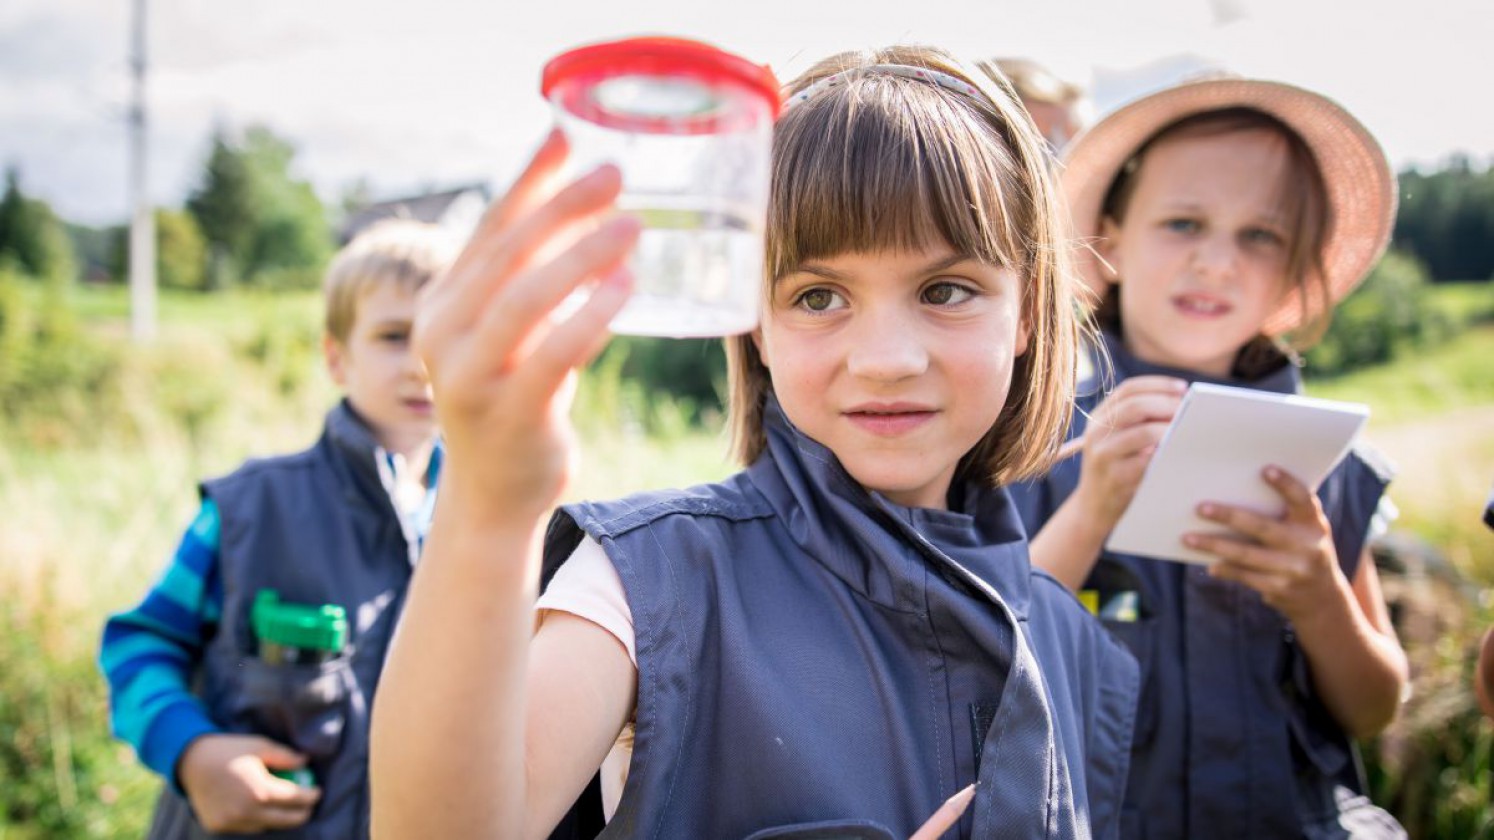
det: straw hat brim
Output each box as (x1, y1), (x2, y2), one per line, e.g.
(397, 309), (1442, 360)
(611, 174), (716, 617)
(1062, 78), (1396, 336)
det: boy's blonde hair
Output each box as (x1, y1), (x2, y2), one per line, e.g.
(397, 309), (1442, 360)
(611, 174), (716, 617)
(323, 220), (461, 342)
(984, 57), (1083, 108)
(727, 45), (1083, 487)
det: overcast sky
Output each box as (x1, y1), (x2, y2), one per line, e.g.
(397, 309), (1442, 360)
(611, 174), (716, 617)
(2, 0), (1489, 226)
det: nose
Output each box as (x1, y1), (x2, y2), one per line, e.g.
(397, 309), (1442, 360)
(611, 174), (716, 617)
(1191, 233), (1239, 286)
(845, 306), (929, 383)
(403, 345), (430, 383)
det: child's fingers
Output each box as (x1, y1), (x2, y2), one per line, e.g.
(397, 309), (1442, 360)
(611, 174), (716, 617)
(473, 163), (625, 289)
(512, 268), (635, 406)
(1195, 501), (1292, 548)
(474, 215), (640, 365)
(1104, 392), (1183, 429)
(1184, 532), (1280, 573)
(262, 776), (323, 808)
(254, 802), (318, 831)
(438, 165), (626, 335)
(249, 738), (306, 770)
(1207, 559), (1279, 595)
(477, 128), (571, 236)
(422, 130), (569, 304)
(1103, 375), (1188, 402)
(1262, 466), (1321, 522)
(1090, 420), (1169, 461)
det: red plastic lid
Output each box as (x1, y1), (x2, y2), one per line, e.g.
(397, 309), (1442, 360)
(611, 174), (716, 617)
(542, 37), (782, 134)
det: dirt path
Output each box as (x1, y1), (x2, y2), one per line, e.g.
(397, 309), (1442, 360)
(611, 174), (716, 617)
(1366, 405), (1494, 573)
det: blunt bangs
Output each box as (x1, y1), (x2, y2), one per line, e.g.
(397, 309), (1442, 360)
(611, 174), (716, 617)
(768, 74), (1031, 281)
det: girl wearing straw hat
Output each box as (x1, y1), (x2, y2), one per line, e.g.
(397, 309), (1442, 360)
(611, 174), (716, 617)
(1012, 78), (1409, 838)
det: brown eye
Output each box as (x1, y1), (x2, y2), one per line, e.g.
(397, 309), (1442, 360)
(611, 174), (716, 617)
(922, 282), (974, 306)
(795, 288), (843, 312)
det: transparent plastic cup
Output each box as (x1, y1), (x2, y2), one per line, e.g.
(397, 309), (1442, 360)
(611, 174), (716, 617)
(542, 37), (780, 338)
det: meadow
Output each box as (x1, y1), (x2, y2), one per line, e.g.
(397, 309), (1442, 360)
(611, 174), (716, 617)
(1, 282), (1490, 837)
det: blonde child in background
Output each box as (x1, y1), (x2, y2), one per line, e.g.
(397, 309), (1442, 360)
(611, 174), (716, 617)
(372, 46), (1138, 839)
(1012, 79), (1410, 837)
(101, 220), (459, 838)
(981, 56), (1087, 152)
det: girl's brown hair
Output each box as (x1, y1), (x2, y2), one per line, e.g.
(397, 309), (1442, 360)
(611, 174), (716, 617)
(726, 45), (1084, 487)
(1097, 107), (1332, 363)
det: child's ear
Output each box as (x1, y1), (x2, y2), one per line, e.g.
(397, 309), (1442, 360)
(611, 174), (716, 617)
(1097, 217), (1124, 285)
(1014, 314), (1031, 358)
(323, 333), (348, 387)
(750, 327), (769, 369)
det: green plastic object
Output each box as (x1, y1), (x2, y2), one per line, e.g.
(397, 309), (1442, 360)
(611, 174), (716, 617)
(252, 590), (347, 663)
(272, 767), (317, 788)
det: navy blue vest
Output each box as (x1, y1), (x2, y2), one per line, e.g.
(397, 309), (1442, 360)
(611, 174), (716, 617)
(1010, 332), (1403, 839)
(543, 397), (1138, 839)
(146, 402), (417, 840)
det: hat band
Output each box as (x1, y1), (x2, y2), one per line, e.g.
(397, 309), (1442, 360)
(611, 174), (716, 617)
(783, 64), (985, 110)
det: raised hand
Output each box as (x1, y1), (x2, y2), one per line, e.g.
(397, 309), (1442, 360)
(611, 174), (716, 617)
(1072, 375), (1187, 529)
(178, 733), (321, 833)
(1187, 465), (1347, 623)
(413, 130), (641, 526)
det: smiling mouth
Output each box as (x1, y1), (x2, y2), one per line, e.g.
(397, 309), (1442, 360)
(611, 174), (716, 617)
(1173, 294), (1232, 317)
(844, 407), (937, 436)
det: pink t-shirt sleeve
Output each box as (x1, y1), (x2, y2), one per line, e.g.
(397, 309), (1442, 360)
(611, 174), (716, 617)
(535, 534), (637, 667)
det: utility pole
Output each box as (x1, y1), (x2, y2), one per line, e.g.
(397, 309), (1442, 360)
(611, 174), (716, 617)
(128, 0), (156, 341)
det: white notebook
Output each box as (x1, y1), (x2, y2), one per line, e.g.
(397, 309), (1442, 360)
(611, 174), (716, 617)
(1105, 382), (1369, 565)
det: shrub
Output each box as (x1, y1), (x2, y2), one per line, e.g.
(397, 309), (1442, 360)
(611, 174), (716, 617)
(0, 577), (158, 837)
(1307, 250), (1453, 376)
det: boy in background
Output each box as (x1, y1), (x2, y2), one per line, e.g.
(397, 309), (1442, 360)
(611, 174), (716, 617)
(983, 56), (1088, 152)
(100, 219), (458, 838)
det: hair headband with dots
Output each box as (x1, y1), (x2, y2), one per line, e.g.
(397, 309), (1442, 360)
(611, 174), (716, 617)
(783, 64), (985, 110)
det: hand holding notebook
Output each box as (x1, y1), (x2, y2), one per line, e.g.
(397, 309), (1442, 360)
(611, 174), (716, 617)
(1105, 382), (1369, 565)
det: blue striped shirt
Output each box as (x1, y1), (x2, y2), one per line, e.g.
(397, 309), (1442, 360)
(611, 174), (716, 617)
(99, 500), (224, 785)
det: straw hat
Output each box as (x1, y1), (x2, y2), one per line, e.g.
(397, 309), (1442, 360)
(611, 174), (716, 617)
(1062, 77), (1397, 335)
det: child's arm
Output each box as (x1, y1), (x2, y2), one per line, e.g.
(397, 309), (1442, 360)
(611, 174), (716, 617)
(100, 499), (321, 831)
(370, 130), (643, 840)
(99, 500), (224, 782)
(1028, 376), (1187, 590)
(1188, 467), (1409, 738)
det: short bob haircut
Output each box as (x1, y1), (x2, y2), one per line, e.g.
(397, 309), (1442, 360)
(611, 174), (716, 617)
(726, 45), (1084, 488)
(323, 219), (462, 343)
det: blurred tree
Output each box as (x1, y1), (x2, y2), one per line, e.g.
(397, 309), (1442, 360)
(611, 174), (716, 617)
(187, 131), (257, 286)
(107, 210), (208, 291)
(1307, 249), (1448, 376)
(186, 126), (331, 289)
(0, 167), (78, 284)
(66, 221), (123, 283)
(155, 208), (208, 291)
(600, 337), (727, 422)
(1395, 157), (1494, 282)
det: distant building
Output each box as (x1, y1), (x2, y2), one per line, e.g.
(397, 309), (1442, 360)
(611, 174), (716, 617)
(339, 183), (490, 244)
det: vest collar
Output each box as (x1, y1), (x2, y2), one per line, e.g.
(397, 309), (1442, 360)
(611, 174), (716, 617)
(1098, 328), (1302, 396)
(748, 394), (1033, 618)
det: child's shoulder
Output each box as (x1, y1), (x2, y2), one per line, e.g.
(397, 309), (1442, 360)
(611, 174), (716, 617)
(1028, 566), (1094, 623)
(563, 471), (775, 539)
(199, 439), (323, 499)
